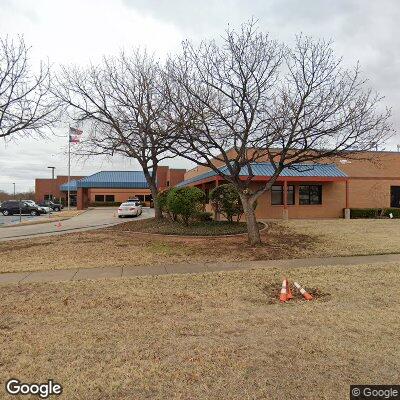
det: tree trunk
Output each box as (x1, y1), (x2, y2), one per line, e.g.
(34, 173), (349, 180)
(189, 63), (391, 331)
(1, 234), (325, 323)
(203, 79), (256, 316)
(239, 193), (261, 245)
(149, 182), (162, 220)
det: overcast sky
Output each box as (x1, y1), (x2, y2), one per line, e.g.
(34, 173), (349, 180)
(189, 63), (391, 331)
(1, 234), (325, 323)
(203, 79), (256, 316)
(0, 0), (399, 192)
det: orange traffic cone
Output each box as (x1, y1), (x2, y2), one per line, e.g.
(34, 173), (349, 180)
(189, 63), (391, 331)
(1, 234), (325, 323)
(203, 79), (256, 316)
(279, 279), (288, 303)
(294, 281), (313, 301)
(286, 279), (293, 300)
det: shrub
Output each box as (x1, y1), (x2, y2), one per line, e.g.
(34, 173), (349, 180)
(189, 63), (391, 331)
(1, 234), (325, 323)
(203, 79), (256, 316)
(166, 187), (205, 225)
(383, 208), (400, 218)
(194, 211), (213, 222)
(349, 208), (400, 218)
(89, 201), (122, 207)
(210, 184), (244, 222)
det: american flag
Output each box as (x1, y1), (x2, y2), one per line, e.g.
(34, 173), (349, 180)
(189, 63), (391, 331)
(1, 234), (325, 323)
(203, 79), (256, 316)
(69, 127), (83, 143)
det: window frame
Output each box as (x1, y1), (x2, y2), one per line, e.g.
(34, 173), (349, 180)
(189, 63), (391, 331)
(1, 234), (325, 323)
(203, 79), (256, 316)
(271, 185), (295, 206)
(299, 185), (322, 205)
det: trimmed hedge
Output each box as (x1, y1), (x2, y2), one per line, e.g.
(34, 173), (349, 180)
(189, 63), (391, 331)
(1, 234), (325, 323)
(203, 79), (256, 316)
(89, 201), (122, 207)
(349, 208), (400, 219)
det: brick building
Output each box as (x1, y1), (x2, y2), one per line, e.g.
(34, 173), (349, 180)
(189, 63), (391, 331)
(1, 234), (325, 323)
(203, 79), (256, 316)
(35, 166), (185, 209)
(35, 175), (85, 205)
(176, 150), (400, 219)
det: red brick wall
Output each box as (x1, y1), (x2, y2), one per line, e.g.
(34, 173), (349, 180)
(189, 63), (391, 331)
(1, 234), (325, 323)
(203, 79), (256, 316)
(35, 175), (84, 203)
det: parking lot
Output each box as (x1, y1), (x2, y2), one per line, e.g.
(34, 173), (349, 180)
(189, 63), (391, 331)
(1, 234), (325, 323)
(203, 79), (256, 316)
(0, 213), (51, 226)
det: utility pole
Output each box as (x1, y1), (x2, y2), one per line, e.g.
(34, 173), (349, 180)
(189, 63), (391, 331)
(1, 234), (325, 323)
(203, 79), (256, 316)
(13, 183), (15, 199)
(47, 166), (56, 201)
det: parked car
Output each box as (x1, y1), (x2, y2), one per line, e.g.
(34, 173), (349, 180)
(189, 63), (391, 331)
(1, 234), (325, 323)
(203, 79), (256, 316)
(0, 200), (41, 216)
(117, 201), (142, 218)
(38, 200), (64, 212)
(23, 200), (52, 214)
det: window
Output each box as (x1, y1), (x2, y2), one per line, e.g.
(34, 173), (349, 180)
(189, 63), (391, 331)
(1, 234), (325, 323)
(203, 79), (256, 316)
(391, 186), (400, 208)
(95, 195), (105, 202)
(271, 185), (295, 205)
(145, 194), (153, 202)
(44, 194), (53, 201)
(105, 195), (115, 202)
(137, 195), (145, 201)
(299, 185), (322, 205)
(166, 180), (170, 187)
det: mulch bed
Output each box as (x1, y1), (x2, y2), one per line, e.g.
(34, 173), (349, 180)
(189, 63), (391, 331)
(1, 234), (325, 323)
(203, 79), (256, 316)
(109, 217), (265, 236)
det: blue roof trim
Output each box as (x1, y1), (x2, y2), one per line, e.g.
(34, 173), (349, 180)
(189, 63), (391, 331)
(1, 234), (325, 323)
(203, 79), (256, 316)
(77, 171), (149, 189)
(60, 180), (78, 191)
(176, 163), (347, 187)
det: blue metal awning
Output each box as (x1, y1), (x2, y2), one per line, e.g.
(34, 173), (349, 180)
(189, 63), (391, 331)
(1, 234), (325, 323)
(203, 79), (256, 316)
(176, 163), (347, 187)
(75, 171), (149, 189)
(60, 180), (78, 191)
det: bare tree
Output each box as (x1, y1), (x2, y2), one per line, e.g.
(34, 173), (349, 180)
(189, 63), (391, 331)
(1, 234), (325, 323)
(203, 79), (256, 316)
(0, 36), (56, 140)
(166, 21), (393, 245)
(54, 50), (175, 219)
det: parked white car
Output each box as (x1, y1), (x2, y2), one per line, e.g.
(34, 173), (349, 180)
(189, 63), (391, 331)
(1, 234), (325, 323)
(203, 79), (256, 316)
(23, 200), (52, 214)
(117, 201), (142, 218)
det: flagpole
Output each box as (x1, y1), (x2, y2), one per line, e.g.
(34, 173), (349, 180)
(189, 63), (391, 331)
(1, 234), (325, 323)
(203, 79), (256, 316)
(68, 130), (71, 211)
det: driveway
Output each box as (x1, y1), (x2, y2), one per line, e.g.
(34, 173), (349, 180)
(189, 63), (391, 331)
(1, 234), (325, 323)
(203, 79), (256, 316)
(0, 207), (154, 242)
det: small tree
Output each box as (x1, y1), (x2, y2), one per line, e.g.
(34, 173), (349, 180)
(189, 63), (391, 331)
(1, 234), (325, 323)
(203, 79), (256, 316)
(210, 184), (244, 222)
(166, 187), (205, 225)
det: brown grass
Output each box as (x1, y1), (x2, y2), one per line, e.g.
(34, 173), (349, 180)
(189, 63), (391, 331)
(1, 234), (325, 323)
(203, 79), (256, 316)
(1, 218), (400, 274)
(0, 222), (316, 274)
(282, 218), (400, 256)
(1, 262), (399, 399)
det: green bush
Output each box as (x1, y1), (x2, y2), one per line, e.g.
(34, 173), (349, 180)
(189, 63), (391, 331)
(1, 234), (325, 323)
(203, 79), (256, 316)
(383, 208), (400, 218)
(166, 187), (205, 225)
(349, 208), (400, 218)
(194, 211), (213, 222)
(210, 184), (244, 222)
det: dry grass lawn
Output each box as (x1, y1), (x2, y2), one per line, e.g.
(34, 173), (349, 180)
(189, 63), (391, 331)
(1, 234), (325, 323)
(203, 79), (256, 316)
(0, 222), (315, 274)
(282, 218), (400, 256)
(1, 262), (399, 399)
(1, 218), (400, 274)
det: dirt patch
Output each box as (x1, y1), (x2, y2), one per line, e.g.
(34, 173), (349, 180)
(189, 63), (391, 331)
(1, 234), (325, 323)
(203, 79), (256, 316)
(262, 282), (331, 304)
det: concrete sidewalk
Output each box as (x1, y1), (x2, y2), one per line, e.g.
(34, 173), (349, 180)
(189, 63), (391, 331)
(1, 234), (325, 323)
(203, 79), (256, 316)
(1, 253), (400, 286)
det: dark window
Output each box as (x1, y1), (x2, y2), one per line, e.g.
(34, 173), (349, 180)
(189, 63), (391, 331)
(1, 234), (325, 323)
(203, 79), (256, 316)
(44, 194), (53, 200)
(145, 194), (153, 202)
(166, 180), (170, 187)
(391, 186), (400, 208)
(137, 195), (145, 201)
(271, 185), (295, 205)
(299, 185), (322, 205)
(95, 195), (105, 202)
(105, 195), (115, 202)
